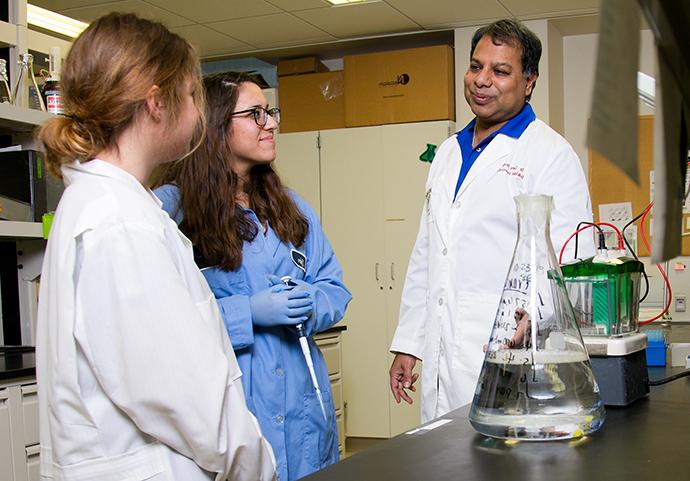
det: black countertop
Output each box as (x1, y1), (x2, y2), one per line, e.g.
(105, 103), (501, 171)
(0, 347), (36, 380)
(303, 366), (690, 481)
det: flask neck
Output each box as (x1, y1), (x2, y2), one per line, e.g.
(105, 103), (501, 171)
(515, 194), (554, 240)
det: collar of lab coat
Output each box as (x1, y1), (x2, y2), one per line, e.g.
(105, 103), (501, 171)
(454, 134), (513, 200)
(62, 159), (163, 208)
(454, 104), (536, 200)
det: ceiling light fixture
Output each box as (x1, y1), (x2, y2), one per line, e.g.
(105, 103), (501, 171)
(327, 0), (370, 5)
(27, 4), (88, 39)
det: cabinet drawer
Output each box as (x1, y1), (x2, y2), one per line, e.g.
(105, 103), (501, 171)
(1, 389), (13, 481)
(26, 444), (40, 481)
(330, 378), (343, 412)
(336, 412), (345, 449)
(22, 384), (39, 447)
(317, 340), (340, 376)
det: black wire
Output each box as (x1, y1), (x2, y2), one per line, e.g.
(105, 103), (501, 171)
(622, 208), (647, 250)
(574, 222), (605, 260)
(648, 369), (690, 386)
(621, 207), (651, 302)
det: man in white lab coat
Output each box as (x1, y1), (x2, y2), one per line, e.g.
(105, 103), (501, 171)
(389, 18), (594, 422)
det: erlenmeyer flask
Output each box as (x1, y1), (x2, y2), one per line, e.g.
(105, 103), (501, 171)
(469, 194), (605, 440)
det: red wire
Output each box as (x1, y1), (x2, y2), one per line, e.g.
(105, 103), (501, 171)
(637, 202), (672, 325)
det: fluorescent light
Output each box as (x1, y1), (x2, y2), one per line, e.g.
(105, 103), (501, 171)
(27, 4), (88, 38)
(327, 0), (370, 5)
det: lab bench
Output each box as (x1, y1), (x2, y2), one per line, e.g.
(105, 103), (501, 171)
(302, 365), (690, 481)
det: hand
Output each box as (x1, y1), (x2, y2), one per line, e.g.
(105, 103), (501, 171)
(389, 353), (419, 405)
(267, 275), (317, 303)
(504, 307), (531, 349)
(249, 284), (313, 327)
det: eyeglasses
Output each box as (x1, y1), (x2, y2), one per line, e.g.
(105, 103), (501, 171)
(229, 106), (281, 127)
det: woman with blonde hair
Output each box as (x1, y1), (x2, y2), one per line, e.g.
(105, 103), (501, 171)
(36, 13), (275, 481)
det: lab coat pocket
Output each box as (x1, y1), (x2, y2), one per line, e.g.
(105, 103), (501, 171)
(302, 388), (337, 469)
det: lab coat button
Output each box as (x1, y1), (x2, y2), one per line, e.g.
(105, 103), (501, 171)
(438, 298), (444, 306)
(442, 248), (447, 256)
(275, 367), (285, 377)
(275, 415), (284, 424)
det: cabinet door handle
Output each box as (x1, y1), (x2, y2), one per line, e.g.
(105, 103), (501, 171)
(390, 262), (395, 281)
(375, 262), (380, 281)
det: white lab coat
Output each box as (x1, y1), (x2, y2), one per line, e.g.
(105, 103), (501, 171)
(390, 119), (594, 422)
(36, 160), (276, 481)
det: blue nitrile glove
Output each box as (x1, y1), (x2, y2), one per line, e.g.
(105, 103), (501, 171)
(267, 275), (314, 295)
(249, 283), (313, 327)
(287, 278), (317, 299)
(268, 275), (319, 319)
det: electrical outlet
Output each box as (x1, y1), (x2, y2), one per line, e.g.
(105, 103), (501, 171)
(675, 295), (686, 313)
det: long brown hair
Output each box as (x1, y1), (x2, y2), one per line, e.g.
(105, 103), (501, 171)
(37, 13), (204, 178)
(158, 72), (308, 271)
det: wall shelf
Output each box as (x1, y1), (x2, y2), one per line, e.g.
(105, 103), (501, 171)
(0, 103), (53, 133)
(0, 20), (16, 47)
(0, 221), (43, 239)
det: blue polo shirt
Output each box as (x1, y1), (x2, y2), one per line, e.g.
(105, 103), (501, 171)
(454, 103), (536, 197)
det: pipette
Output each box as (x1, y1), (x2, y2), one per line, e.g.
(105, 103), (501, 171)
(281, 276), (327, 420)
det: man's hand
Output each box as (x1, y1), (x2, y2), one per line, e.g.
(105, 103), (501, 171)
(505, 307), (531, 349)
(389, 353), (420, 404)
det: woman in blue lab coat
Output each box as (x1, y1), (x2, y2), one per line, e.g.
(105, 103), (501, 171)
(155, 71), (352, 481)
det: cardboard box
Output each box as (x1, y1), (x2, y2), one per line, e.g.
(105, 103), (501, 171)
(278, 57), (328, 77)
(278, 71), (345, 133)
(344, 45), (455, 127)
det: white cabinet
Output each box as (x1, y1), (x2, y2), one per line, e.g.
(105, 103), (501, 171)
(274, 130), (321, 218)
(0, 377), (40, 481)
(276, 121), (454, 439)
(1, 387), (15, 481)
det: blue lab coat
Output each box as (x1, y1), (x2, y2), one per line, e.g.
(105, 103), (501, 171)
(155, 185), (352, 481)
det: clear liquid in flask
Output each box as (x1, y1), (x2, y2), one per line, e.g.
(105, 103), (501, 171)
(469, 349), (605, 440)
